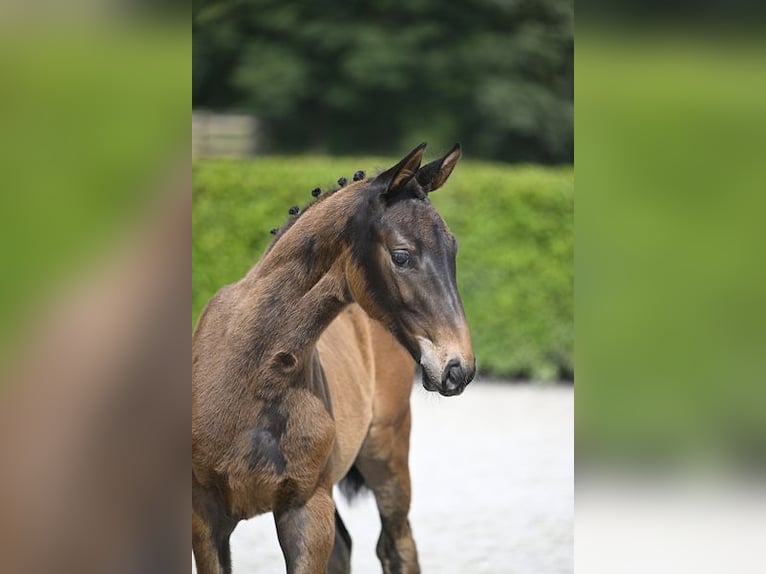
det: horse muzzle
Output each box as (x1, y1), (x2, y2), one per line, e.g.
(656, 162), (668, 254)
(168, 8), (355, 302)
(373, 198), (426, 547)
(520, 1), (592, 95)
(420, 355), (476, 397)
(417, 335), (475, 396)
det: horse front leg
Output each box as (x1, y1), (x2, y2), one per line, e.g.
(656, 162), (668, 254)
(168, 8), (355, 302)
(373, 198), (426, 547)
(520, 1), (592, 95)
(192, 509), (228, 574)
(356, 405), (420, 574)
(274, 486), (336, 574)
(193, 475), (237, 574)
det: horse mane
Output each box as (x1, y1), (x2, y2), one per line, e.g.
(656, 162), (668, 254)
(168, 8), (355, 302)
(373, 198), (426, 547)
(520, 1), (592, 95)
(263, 171), (367, 256)
(262, 163), (429, 258)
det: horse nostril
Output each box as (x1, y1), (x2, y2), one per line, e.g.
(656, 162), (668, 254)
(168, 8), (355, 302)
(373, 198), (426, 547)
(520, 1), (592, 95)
(442, 358), (466, 392)
(448, 364), (462, 384)
(442, 358), (461, 383)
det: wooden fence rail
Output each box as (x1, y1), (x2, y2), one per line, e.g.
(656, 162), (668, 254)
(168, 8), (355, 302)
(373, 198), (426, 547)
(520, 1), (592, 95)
(192, 112), (261, 158)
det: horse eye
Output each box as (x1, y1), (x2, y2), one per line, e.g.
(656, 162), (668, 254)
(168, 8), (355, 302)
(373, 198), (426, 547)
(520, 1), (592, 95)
(391, 250), (410, 267)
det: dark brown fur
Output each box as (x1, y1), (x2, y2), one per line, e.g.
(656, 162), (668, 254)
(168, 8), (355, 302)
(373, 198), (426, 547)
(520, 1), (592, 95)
(192, 144), (475, 573)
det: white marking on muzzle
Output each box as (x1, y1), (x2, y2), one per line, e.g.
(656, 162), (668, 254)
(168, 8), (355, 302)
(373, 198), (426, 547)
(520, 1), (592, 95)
(417, 336), (451, 384)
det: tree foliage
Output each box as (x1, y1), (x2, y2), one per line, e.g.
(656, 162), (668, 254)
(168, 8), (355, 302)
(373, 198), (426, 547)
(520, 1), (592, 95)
(193, 0), (573, 163)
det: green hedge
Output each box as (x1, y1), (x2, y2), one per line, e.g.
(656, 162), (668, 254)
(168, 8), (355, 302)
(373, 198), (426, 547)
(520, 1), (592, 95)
(193, 157), (572, 380)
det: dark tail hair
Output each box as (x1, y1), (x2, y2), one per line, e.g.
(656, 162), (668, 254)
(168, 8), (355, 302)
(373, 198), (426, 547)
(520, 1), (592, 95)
(338, 464), (370, 502)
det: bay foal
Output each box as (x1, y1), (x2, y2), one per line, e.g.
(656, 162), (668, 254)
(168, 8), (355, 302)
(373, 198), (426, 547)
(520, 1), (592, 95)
(192, 144), (475, 573)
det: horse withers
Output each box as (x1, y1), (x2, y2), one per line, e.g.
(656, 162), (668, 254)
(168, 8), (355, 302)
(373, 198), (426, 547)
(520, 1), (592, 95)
(192, 143), (475, 574)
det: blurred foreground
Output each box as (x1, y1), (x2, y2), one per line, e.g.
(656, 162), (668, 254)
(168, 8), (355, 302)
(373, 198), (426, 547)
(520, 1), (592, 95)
(576, 28), (766, 573)
(0, 15), (189, 574)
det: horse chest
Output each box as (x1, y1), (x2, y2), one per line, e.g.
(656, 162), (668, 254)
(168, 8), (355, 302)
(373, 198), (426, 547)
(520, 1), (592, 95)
(234, 389), (336, 516)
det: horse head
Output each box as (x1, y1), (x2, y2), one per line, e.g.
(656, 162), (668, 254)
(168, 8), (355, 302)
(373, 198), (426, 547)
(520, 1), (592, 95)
(346, 143), (476, 396)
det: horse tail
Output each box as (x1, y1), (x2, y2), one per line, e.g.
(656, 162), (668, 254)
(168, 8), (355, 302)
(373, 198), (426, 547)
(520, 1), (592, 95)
(338, 464), (369, 502)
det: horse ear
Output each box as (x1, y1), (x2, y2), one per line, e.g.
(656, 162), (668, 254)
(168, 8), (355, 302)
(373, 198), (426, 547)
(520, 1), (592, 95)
(374, 142), (427, 195)
(415, 143), (462, 193)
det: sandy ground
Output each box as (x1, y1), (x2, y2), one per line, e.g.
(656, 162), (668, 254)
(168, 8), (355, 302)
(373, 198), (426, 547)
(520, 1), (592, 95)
(193, 381), (573, 573)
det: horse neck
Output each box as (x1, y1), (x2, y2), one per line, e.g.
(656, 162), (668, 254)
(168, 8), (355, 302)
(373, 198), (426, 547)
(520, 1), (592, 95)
(237, 185), (364, 367)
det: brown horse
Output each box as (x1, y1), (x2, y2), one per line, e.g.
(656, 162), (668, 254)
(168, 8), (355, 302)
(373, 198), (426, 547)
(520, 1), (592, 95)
(192, 143), (475, 574)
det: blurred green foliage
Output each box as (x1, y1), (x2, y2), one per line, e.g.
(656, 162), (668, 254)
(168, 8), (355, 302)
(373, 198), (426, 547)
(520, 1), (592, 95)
(193, 157), (573, 380)
(192, 0), (573, 164)
(577, 33), (766, 469)
(0, 27), (189, 363)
